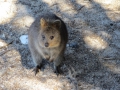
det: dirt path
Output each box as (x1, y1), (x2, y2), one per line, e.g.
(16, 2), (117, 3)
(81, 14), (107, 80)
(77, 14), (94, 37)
(0, 0), (120, 90)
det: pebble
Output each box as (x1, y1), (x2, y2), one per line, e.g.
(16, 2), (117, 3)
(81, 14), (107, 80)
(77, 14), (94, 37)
(20, 35), (28, 45)
(2, 33), (5, 38)
(69, 42), (79, 48)
(67, 44), (69, 47)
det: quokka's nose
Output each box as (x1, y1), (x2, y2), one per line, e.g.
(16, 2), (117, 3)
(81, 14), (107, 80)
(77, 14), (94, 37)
(45, 43), (49, 47)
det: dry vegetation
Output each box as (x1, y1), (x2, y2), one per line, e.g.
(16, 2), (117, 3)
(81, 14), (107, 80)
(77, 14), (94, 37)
(0, 0), (120, 90)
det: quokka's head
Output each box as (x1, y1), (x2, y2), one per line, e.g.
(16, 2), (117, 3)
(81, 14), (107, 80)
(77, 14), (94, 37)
(38, 18), (61, 48)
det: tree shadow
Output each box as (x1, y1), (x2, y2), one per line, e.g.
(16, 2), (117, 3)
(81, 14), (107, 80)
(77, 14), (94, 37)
(44, 0), (120, 89)
(0, 0), (120, 89)
(14, 0), (120, 89)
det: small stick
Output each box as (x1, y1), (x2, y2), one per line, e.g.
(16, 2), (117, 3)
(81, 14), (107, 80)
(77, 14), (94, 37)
(0, 41), (13, 49)
(0, 49), (11, 56)
(0, 41), (13, 56)
(77, 5), (85, 11)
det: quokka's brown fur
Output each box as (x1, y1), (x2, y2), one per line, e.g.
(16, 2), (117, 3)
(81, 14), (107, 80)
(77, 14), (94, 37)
(28, 12), (68, 75)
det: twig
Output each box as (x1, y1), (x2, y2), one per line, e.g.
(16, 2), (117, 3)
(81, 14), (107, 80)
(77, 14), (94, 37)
(0, 49), (11, 56)
(0, 41), (13, 49)
(77, 5), (85, 11)
(50, 3), (58, 7)
(101, 57), (120, 60)
(0, 41), (14, 56)
(103, 58), (114, 60)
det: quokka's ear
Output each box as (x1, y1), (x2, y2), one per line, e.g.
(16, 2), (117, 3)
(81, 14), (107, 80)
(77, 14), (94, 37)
(53, 20), (61, 29)
(40, 18), (47, 28)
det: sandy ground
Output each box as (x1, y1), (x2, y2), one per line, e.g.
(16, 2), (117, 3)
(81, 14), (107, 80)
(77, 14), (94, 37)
(0, 0), (120, 90)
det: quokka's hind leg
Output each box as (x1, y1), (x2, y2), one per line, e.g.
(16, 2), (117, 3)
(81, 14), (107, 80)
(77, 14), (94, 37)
(31, 52), (43, 75)
(33, 65), (42, 75)
(53, 55), (64, 75)
(54, 65), (62, 76)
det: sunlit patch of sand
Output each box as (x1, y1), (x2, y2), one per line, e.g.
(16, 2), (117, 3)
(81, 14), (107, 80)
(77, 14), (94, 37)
(83, 30), (108, 50)
(95, 0), (120, 10)
(0, 1), (17, 24)
(12, 15), (34, 29)
(0, 48), (75, 90)
(3, 76), (69, 90)
(101, 60), (120, 74)
(0, 39), (8, 48)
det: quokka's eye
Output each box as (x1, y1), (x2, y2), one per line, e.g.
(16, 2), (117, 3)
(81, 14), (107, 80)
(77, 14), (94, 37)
(50, 36), (54, 40)
(42, 35), (45, 40)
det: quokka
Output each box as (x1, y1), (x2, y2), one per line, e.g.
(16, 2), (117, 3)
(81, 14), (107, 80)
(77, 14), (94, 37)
(28, 12), (68, 75)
